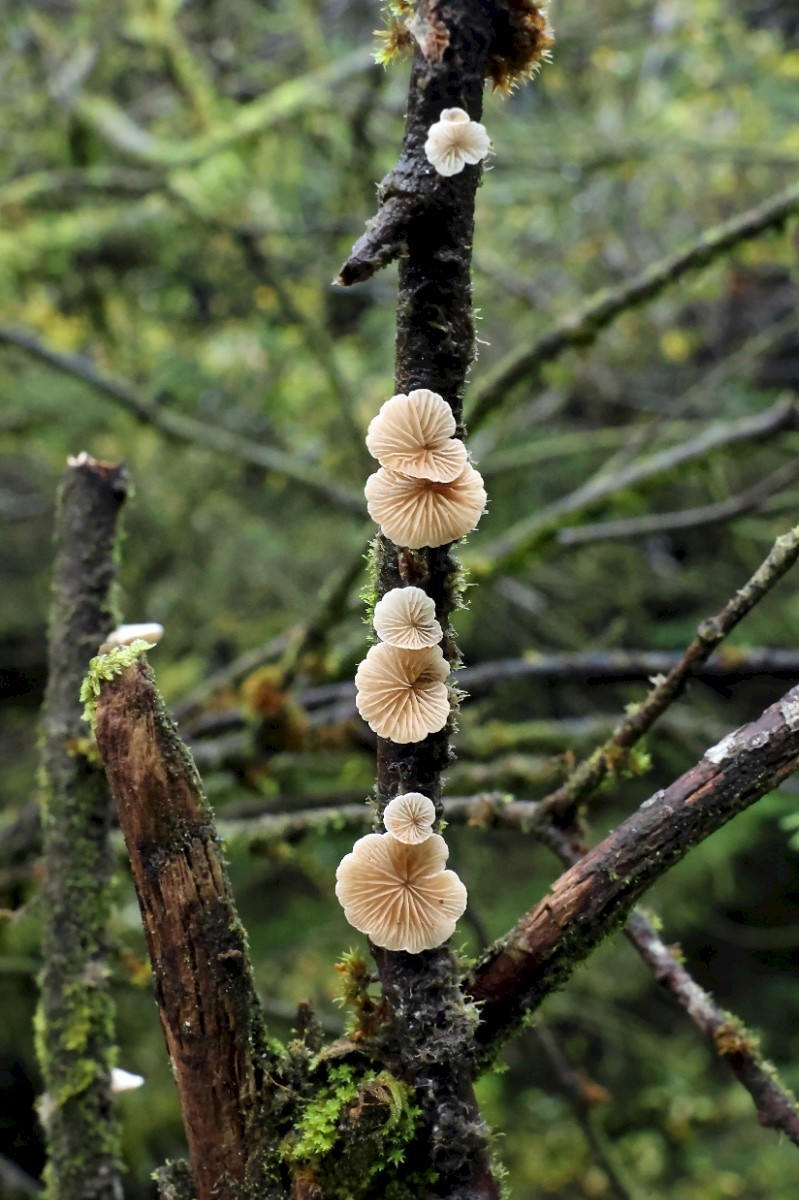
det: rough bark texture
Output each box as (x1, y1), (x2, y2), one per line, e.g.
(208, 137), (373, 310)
(95, 659), (283, 1200)
(37, 454), (128, 1200)
(341, 2), (502, 1195)
(468, 683), (799, 1047)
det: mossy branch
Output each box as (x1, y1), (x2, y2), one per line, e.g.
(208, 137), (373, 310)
(93, 657), (283, 1200)
(36, 452), (129, 1200)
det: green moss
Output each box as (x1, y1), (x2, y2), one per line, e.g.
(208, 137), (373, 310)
(79, 641), (152, 730)
(283, 1063), (425, 1200)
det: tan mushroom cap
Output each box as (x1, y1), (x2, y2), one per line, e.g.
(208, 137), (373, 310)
(355, 642), (449, 743)
(335, 833), (467, 953)
(365, 463), (487, 549)
(424, 108), (491, 178)
(373, 586), (442, 650)
(365, 390), (468, 482)
(383, 792), (436, 844)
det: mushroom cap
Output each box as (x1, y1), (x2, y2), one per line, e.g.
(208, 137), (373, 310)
(335, 833), (467, 953)
(365, 390), (467, 482)
(424, 109), (491, 177)
(103, 623), (164, 650)
(373, 586), (443, 649)
(365, 464), (487, 548)
(355, 642), (449, 743)
(383, 792), (436, 844)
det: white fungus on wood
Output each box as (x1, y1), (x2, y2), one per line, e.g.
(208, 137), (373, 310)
(383, 792), (437, 844)
(365, 463), (487, 548)
(424, 107), (491, 177)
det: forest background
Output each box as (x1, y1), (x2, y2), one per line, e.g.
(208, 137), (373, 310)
(2, 0), (799, 1197)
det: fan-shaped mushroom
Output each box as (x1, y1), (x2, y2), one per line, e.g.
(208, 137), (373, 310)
(355, 642), (449, 743)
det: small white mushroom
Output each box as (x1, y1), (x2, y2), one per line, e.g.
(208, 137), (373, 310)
(424, 107), (491, 177)
(365, 463), (487, 549)
(373, 586), (442, 649)
(355, 642), (449, 743)
(111, 1067), (145, 1093)
(102, 623), (164, 652)
(365, 390), (467, 482)
(383, 792), (436, 844)
(335, 833), (467, 953)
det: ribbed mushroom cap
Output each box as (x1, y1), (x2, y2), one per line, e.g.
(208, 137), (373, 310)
(335, 833), (467, 953)
(424, 108), (491, 177)
(383, 792), (436, 844)
(365, 464), (487, 549)
(365, 390), (467, 482)
(373, 586), (442, 649)
(354, 642), (449, 743)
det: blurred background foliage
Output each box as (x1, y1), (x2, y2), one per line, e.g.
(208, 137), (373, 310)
(2, 0), (799, 1196)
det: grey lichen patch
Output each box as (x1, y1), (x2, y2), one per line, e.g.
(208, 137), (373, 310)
(780, 695), (799, 732)
(705, 731), (739, 764)
(80, 642), (153, 731)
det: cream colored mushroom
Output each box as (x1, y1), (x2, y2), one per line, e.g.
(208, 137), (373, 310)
(335, 833), (467, 953)
(383, 792), (436, 844)
(365, 463), (486, 548)
(355, 642), (449, 743)
(373, 586), (442, 650)
(101, 623), (164, 652)
(424, 108), (491, 177)
(365, 390), (467, 482)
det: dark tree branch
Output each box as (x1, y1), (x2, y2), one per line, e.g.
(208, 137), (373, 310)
(467, 682), (799, 1047)
(94, 658), (284, 1200)
(539, 522), (799, 821)
(37, 453), (128, 1200)
(467, 177), (799, 430)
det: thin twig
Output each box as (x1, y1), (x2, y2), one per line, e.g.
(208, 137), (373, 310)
(467, 178), (799, 429)
(535, 1027), (643, 1200)
(479, 397), (797, 572)
(558, 460), (799, 545)
(538, 521), (799, 820)
(625, 910), (799, 1148)
(0, 324), (363, 514)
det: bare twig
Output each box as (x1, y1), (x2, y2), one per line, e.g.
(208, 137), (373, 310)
(625, 910), (799, 1148)
(37, 454), (129, 1200)
(479, 397), (798, 571)
(0, 324), (363, 514)
(467, 178), (799, 429)
(558, 459), (799, 545)
(539, 521), (799, 820)
(468, 681), (799, 1047)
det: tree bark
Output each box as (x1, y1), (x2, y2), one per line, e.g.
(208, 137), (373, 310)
(37, 453), (128, 1200)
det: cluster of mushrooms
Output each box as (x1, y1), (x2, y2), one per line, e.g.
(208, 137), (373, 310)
(335, 385), (488, 953)
(334, 109), (492, 956)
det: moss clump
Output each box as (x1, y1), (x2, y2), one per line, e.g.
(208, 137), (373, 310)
(80, 641), (153, 731)
(284, 1063), (425, 1200)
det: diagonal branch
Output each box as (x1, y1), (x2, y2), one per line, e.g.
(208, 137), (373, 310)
(0, 324), (363, 514)
(467, 177), (799, 430)
(538, 521), (799, 820)
(624, 910), (799, 1148)
(467, 681), (799, 1048)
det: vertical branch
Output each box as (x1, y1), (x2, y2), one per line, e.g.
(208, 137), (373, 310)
(93, 657), (286, 1200)
(36, 452), (129, 1200)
